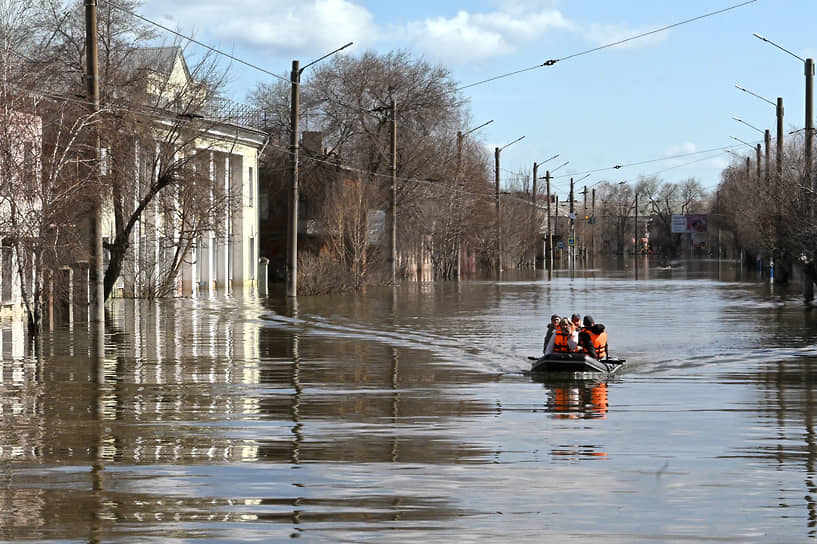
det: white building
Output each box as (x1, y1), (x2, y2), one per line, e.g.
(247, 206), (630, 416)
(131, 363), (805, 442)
(109, 48), (266, 298)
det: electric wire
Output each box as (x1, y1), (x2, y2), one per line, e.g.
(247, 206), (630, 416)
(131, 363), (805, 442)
(14, 3), (762, 212)
(99, 0), (760, 192)
(456, 0), (758, 91)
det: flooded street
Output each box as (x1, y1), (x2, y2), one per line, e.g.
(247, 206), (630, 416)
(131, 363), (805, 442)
(3, 259), (817, 542)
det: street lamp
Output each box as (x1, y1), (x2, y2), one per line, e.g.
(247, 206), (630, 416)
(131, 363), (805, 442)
(730, 135), (762, 180)
(287, 42), (353, 298)
(736, 84), (784, 187)
(495, 135), (525, 274)
(455, 120), (493, 280)
(618, 181), (639, 259)
(531, 153), (559, 269)
(733, 116), (772, 185)
(539, 160), (569, 276)
(753, 33), (813, 211)
(725, 149), (751, 177)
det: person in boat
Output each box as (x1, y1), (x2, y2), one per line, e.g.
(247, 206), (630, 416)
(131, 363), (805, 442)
(570, 313), (582, 332)
(578, 315), (608, 360)
(545, 317), (579, 355)
(542, 314), (560, 354)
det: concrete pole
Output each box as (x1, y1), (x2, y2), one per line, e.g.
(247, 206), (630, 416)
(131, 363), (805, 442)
(764, 129), (771, 187)
(286, 60), (300, 297)
(756, 144), (762, 181)
(495, 147), (501, 274)
(806, 58), (814, 205)
(591, 188), (596, 258)
(532, 162), (538, 268)
(776, 97), (784, 187)
(546, 170), (552, 278)
(455, 131), (463, 281)
(390, 100), (397, 284)
(805, 59), (814, 302)
(569, 178), (574, 278)
(634, 192), (639, 280)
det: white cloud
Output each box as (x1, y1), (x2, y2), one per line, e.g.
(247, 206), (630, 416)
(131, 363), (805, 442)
(403, 8), (573, 63)
(580, 22), (669, 50)
(665, 142), (697, 156)
(148, 0), (377, 58)
(142, 0), (667, 67)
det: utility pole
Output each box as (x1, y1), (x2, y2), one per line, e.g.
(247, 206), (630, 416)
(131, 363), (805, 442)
(85, 0), (104, 325)
(554, 194), (559, 253)
(764, 129), (771, 186)
(453, 120), (493, 280)
(756, 143), (761, 181)
(532, 162), (538, 269)
(286, 43), (353, 298)
(569, 178), (574, 278)
(634, 191), (639, 280)
(286, 60), (300, 298)
(806, 58), (814, 302)
(634, 192), (639, 257)
(389, 100), (397, 284)
(495, 146), (501, 275)
(806, 58), (814, 211)
(494, 136), (524, 276)
(455, 131), (463, 281)
(546, 170), (552, 278)
(777, 97), (784, 186)
(591, 188), (596, 259)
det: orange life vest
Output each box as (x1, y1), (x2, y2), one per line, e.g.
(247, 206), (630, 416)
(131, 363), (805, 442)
(553, 329), (573, 352)
(585, 330), (608, 359)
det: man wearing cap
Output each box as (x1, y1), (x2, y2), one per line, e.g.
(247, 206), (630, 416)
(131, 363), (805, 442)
(542, 314), (560, 354)
(578, 315), (608, 359)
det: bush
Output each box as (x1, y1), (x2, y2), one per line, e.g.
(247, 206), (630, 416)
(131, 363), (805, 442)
(297, 252), (356, 295)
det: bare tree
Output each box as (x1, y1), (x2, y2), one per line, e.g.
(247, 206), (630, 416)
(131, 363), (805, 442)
(252, 50), (490, 286)
(32, 0), (243, 301)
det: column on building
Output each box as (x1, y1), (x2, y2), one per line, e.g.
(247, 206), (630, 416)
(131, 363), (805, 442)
(197, 150), (217, 296)
(230, 155), (245, 287)
(215, 154), (231, 291)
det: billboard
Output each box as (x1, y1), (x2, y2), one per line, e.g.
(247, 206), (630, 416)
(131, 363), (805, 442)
(671, 214), (707, 233)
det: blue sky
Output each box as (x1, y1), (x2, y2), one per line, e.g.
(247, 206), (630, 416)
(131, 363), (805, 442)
(137, 0), (814, 198)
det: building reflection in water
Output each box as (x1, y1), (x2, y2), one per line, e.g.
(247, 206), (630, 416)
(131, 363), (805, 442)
(0, 296), (491, 539)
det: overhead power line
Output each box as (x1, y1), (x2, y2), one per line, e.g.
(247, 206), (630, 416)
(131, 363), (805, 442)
(457, 0), (758, 91)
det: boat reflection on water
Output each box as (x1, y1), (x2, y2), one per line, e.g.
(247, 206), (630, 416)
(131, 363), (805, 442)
(534, 376), (610, 420)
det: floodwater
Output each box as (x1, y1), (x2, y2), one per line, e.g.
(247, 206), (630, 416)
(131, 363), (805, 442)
(3, 259), (817, 542)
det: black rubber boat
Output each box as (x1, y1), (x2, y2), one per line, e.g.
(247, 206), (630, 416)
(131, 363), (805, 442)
(529, 353), (626, 375)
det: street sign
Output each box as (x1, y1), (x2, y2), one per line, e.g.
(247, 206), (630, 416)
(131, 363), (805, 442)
(568, 238), (575, 246)
(558, 241), (564, 249)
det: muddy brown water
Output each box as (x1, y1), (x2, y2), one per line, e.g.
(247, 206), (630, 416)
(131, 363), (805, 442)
(2, 259), (817, 542)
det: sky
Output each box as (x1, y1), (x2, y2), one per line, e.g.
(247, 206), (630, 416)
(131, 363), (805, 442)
(135, 0), (815, 199)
